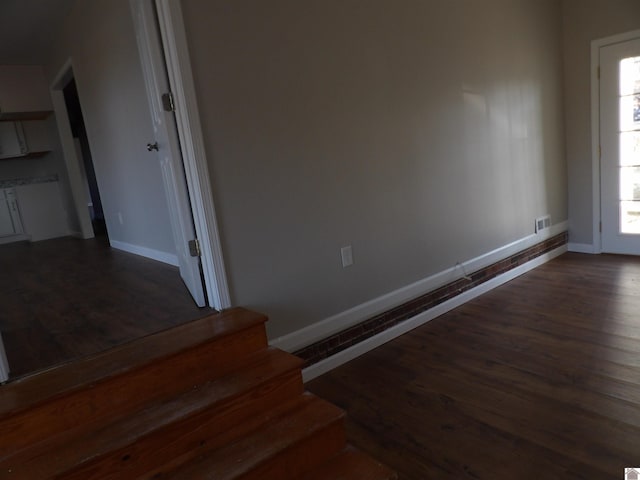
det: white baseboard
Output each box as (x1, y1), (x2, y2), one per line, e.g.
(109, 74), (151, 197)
(271, 221), (568, 354)
(0, 233), (29, 245)
(301, 244), (567, 382)
(110, 240), (179, 266)
(568, 243), (597, 254)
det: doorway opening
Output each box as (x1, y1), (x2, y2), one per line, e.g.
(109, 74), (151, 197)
(62, 77), (107, 239)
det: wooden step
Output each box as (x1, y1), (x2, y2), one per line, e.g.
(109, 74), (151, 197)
(297, 446), (398, 480)
(0, 307), (268, 459)
(0, 307), (397, 479)
(0, 348), (303, 479)
(162, 393), (347, 480)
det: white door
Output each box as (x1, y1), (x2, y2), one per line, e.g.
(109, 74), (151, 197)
(601, 38), (640, 255)
(131, 0), (206, 306)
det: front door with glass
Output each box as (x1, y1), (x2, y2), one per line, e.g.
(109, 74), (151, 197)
(601, 38), (640, 254)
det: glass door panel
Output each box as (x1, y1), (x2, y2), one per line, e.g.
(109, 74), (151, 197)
(618, 55), (640, 235)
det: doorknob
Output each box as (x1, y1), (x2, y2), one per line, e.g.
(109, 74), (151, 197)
(146, 142), (159, 152)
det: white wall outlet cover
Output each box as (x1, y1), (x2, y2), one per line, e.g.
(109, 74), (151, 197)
(341, 245), (353, 267)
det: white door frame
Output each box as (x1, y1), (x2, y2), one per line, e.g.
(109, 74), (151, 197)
(591, 29), (640, 254)
(50, 60), (95, 240)
(134, 0), (231, 311)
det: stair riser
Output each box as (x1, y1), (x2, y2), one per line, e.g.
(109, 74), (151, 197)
(237, 419), (346, 480)
(57, 370), (305, 480)
(299, 448), (399, 480)
(0, 323), (267, 458)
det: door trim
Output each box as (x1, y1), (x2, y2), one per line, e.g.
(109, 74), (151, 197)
(591, 29), (640, 254)
(139, 0), (231, 310)
(50, 60), (95, 241)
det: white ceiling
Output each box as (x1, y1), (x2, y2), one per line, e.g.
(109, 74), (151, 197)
(0, 0), (76, 65)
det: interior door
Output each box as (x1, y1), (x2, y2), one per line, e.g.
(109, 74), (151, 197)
(601, 38), (640, 255)
(131, 0), (206, 306)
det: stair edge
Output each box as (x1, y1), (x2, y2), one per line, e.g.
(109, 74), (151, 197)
(0, 308), (267, 418)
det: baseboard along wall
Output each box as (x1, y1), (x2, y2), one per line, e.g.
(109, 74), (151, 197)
(568, 243), (597, 254)
(270, 224), (569, 382)
(110, 240), (179, 267)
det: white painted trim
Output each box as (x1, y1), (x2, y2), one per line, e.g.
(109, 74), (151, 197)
(50, 60), (95, 240)
(0, 233), (29, 245)
(568, 243), (597, 254)
(154, 0), (231, 311)
(302, 244), (568, 382)
(591, 29), (640, 254)
(591, 41), (602, 254)
(0, 331), (9, 383)
(110, 240), (179, 266)
(271, 221), (568, 353)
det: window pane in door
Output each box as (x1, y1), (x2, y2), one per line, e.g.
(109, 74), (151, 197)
(620, 131), (640, 166)
(620, 94), (640, 132)
(620, 166), (640, 200)
(621, 200), (640, 234)
(620, 56), (640, 96)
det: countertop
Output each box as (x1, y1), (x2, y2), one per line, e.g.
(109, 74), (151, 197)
(0, 175), (58, 189)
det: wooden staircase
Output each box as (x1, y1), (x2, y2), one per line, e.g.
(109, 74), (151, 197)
(0, 308), (396, 479)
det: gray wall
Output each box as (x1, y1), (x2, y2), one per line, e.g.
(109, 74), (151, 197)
(181, 0), (568, 338)
(45, 0), (175, 254)
(562, 0), (640, 246)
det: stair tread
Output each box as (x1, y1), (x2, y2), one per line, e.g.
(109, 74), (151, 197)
(164, 393), (345, 480)
(1, 347), (302, 479)
(299, 446), (398, 480)
(0, 307), (266, 418)
(0, 306), (396, 480)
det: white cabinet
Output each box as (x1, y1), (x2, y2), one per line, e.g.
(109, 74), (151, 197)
(22, 120), (53, 154)
(0, 188), (23, 237)
(0, 120), (54, 159)
(15, 182), (69, 241)
(0, 122), (28, 159)
(0, 191), (15, 237)
(0, 66), (52, 117)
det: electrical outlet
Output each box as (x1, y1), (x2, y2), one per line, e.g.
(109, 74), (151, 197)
(341, 245), (353, 268)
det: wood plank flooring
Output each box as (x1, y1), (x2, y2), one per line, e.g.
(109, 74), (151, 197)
(0, 236), (213, 380)
(307, 252), (640, 479)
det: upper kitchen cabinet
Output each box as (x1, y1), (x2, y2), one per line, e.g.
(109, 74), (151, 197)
(0, 122), (27, 159)
(0, 65), (53, 120)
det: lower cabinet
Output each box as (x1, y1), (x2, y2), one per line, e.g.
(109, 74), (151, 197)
(15, 182), (69, 242)
(0, 188), (23, 237)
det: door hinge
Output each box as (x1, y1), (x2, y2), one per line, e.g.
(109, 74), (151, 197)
(599, 221), (602, 233)
(597, 66), (600, 79)
(599, 145), (601, 159)
(162, 92), (175, 112)
(188, 239), (201, 257)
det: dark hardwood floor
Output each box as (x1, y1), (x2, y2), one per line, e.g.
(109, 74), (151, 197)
(307, 252), (640, 479)
(0, 236), (213, 380)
